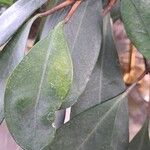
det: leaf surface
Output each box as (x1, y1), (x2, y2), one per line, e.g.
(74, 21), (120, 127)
(0, 0), (47, 46)
(71, 14), (125, 117)
(128, 119), (150, 150)
(41, 0), (103, 108)
(0, 15), (38, 123)
(44, 92), (129, 150)
(4, 22), (73, 150)
(121, 0), (150, 59)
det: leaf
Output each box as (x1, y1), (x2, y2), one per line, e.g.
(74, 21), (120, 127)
(43, 91), (129, 150)
(128, 119), (150, 150)
(0, 0), (47, 46)
(0, 15), (39, 124)
(121, 0), (150, 59)
(0, 0), (13, 5)
(4, 22), (73, 150)
(71, 14), (125, 118)
(41, 0), (103, 108)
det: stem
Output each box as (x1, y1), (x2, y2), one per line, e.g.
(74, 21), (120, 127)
(38, 0), (75, 17)
(147, 73), (150, 118)
(102, 0), (117, 16)
(64, 0), (82, 23)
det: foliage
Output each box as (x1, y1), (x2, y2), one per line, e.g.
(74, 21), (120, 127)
(0, 0), (150, 150)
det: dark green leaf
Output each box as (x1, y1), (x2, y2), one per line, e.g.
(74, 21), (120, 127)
(0, 0), (47, 46)
(0, 15), (38, 123)
(63, 0), (103, 108)
(128, 119), (150, 150)
(4, 22), (73, 150)
(71, 14), (125, 117)
(41, 0), (103, 108)
(44, 92), (129, 150)
(121, 0), (150, 59)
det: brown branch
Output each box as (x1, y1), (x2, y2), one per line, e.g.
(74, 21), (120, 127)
(38, 0), (75, 17)
(102, 0), (117, 16)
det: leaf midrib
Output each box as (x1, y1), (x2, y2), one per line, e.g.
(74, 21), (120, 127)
(33, 36), (53, 147)
(70, 1), (88, 53)
(76, 98), (121, 150)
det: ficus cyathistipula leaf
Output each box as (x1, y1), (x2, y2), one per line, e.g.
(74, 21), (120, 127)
(0, 15), (39, 124)
(4, 21), (73, 150)
(121, 0), (150, 59)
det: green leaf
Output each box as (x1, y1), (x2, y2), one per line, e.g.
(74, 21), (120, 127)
(0, 15), (38, 124)
(43, 92), (129, 150)
(0, 0), (13, 5)
(0, 0), (47, 46)
(71, 14), (125, 117)
(121, 0), (150, 59)
(128, 119), (150, 150)
(41, 0), (103, 108)
(4, 22), (73, 150)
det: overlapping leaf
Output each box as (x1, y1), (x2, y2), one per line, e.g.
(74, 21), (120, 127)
(121, 0), (150, 59)
(71, 14), (125, 117)
(43, 91), (129, 150)
(41, 0), (103, 108)
(0, 15), (39, 123)
(4, 22), (73, 150)
(128, 119), (150, 150)
(0, 0), (47, 46)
